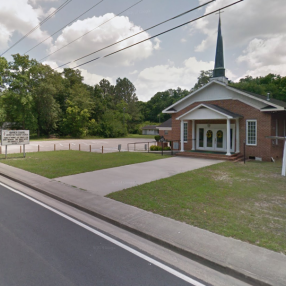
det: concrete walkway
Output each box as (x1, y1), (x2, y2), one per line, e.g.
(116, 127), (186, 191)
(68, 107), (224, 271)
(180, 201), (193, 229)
(56, 157), (222, 196)
(0, 162), (285, 286)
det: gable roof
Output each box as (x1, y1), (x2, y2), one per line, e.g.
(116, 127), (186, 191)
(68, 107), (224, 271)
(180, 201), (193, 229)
(163, 80), (286, 113)
(157, 118), (172, 128)
(176, 103), (243, 121)
(229, 86), (286, 108)
(204, 104), (243, 118)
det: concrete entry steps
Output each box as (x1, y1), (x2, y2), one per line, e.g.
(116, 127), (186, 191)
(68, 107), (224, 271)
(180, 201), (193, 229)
(176, 151), (244, 161)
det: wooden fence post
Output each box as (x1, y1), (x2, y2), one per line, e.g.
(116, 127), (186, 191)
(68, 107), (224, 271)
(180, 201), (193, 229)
(90, 145), (91, 152)
(69, 143), (71, 150)
(79, 144), (81, 151)
(54, 144), (56, 151)
(38, 145), (40, 152)
(102, 146), (103, 153)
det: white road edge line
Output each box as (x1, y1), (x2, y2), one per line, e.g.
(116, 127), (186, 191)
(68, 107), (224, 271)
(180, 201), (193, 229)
(0, 181), (206, 286)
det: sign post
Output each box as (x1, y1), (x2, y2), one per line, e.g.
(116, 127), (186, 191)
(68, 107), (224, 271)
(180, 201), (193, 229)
(282, 140), (286, 176)
(1, 130), (30, 158)
(266, 136), (286, 176)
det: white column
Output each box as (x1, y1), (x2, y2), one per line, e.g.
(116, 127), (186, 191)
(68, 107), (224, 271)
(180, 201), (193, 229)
(192, 120), (195, 150)
(226, 118), (231, 156)
(282, 140), (286, 176)
(180, 120), (184, 152)
(236, 118), (240, 153)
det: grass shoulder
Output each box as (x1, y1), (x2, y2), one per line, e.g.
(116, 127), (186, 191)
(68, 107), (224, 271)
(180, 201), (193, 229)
(0, 151), (169, 179)
(124, 134), (156, 139)
(107, 160), (286, 254)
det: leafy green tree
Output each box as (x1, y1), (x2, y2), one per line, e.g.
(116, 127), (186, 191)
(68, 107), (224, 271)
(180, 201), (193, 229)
(229, 73), (286, 102)
(0, 57), (8, 88)
(29, 63), (62, 136)
(1, 54), (37, 131)
(191, 70), (213, 91)
(99, 109), (130, 138)
(114, 77), (142, 133)
(144, 88), (189, 123)
(61, 101), (91, 138)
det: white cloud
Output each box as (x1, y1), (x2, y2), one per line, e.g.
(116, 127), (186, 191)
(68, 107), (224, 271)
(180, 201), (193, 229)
(42, 60), (60, 70)
(42, 60), (113, 86)
(237, 36), (286, 77)
(130, 70), (138, 75)
(135, 57), (214, 101)
(0, 1), (53, 52)
(48, 13), (154, 66)
(181, 38), (187, 43)
(153, 38), (161, 50)
(79, 68), (113, 86)
(167, 59), (174, 66)
(29, 0), (58, 3)
(192, 0), (286, 79)
(193, 0), (286, 52)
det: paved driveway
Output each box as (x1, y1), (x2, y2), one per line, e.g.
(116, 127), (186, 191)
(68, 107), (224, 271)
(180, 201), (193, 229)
(56, 157), (223, 196)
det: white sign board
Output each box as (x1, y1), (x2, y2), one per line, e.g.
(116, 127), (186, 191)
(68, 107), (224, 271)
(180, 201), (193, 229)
(1, 130), (30, 146)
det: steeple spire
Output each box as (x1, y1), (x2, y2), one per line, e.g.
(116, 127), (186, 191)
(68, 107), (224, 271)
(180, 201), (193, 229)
(212, 13), (228, 83)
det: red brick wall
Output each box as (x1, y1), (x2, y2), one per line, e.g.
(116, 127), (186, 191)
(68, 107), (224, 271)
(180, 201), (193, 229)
(270, 111), (286, 159)
(159, 129), (173, 141)
(167, 99), (285, 161)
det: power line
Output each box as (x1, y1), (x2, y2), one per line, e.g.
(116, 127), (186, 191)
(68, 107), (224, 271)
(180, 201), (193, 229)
(24, 0), (104, 55)
(40, 0), (143, 62)
(1, 0), (72, 56)
(56, 0), (216, 69)
(69, 0), (244, 70)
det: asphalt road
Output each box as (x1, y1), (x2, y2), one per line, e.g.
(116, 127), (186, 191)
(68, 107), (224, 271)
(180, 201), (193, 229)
(0, 184), (201, 286)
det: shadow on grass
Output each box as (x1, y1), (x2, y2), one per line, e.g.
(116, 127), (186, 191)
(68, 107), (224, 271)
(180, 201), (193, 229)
(0, 154), (26, 160)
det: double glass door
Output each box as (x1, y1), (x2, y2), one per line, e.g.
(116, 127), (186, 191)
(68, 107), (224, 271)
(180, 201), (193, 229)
(205, 129), (225, 151)
(197, 124), (234, 152)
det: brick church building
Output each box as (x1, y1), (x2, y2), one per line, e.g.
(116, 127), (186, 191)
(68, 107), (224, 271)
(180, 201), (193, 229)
(159, 17), (286, 161)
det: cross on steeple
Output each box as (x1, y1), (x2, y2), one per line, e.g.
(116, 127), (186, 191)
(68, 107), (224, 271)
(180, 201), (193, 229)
(215, 10), (224, 17)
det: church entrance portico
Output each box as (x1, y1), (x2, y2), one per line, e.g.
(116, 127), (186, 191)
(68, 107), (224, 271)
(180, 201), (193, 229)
(176, 103), (242, 156)
(196, 123), (235, 153)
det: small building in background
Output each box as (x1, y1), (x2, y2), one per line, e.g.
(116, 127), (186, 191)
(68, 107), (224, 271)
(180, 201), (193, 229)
(142, 125), (159, 135)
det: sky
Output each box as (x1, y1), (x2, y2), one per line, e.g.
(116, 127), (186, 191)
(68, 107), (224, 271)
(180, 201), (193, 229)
(1, 0), (286, 101)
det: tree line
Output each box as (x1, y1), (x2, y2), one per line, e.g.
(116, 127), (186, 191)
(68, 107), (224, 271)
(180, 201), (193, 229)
(0, 55), (285, 138)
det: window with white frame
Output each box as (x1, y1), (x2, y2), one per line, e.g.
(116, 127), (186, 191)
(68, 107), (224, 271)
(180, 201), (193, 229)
(184, 122), (188, 142)
(246, 120), (257, 146)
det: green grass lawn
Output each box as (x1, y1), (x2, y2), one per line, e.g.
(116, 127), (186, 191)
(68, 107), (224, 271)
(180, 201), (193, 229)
(125, 134), (156, 139)
(0, 151), (168, 179)
(107, 160), (286, 254)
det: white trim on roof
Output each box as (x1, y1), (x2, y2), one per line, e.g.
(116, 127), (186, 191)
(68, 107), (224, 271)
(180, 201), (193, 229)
(162, 80), (226, 113)
(176, 103), (236, 120)
(260, 108), (280, 112)
(162, 80), (285, 113)
(225, 86), (285, 111)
